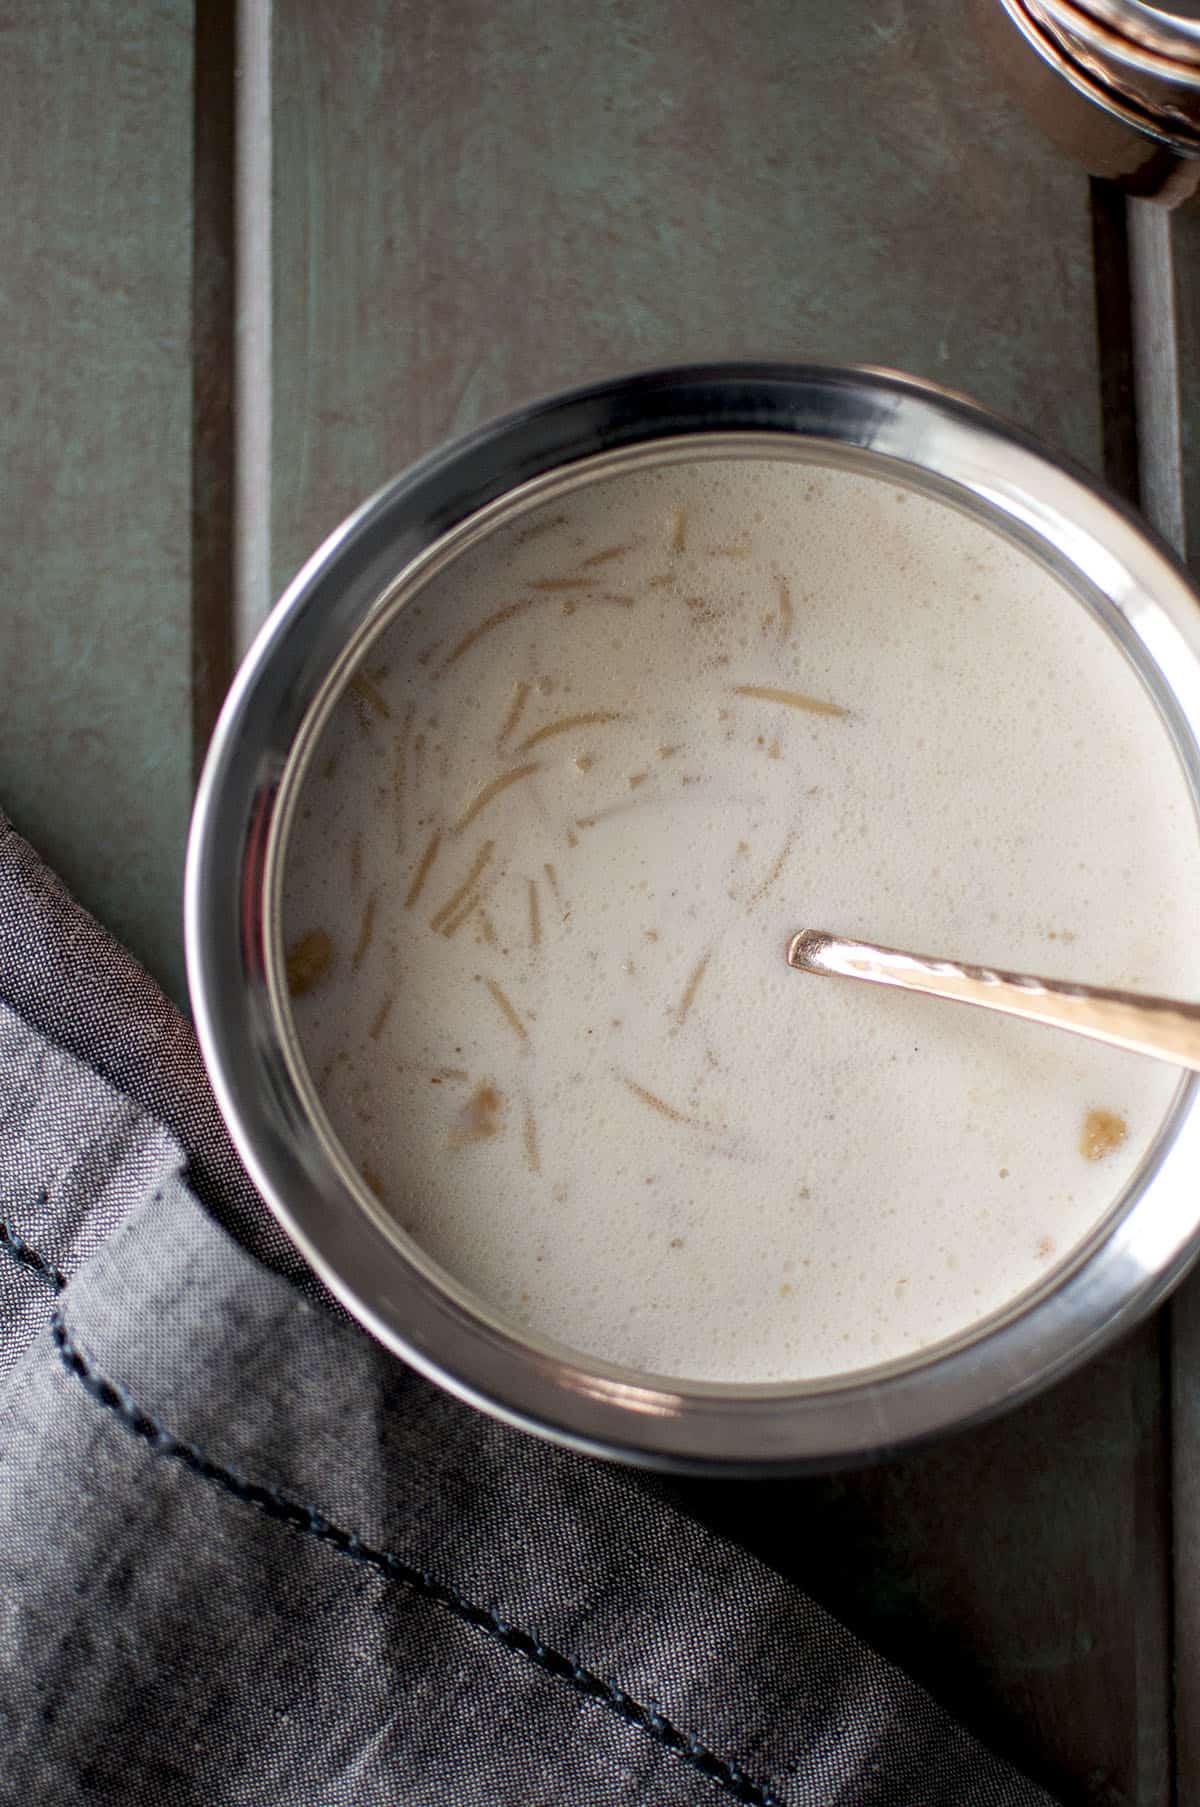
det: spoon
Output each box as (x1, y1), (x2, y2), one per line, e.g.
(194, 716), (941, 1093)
(787, 928), (1200, 1072)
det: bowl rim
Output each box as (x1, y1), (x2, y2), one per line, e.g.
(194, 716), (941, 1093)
(186, 361), (1200, 1472)
(1001, 0), (1200, 153)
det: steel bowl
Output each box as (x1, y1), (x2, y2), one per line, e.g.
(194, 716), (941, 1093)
(995, 0), (1200, 164)
(186, 363), (1200, 1473)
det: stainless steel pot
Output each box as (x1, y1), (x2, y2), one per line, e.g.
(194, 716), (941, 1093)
(988, 0), (1200, 195)
(186, 364), (1200, 1473)
(1027, 0), (1200, 146)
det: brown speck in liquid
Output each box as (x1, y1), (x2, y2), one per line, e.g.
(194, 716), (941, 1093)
(479, 910), (499, 948)
(644, 929), (659, 943)
(527, 877), (542, 948)
(733, 683), (849, 719)
(450, 1082), (505, 1147)
(628, 771), (648, 790)
(671, 508), (687, 554)
(514, 511), (567, 545)
(497, 680), (531, 747)
(580, 543), (631, 568)
(999, 1166), (1009, 1179)
(669, 1237), (684, 1250)
(543, 863), (564, 912)
(566, 830), (579, 849)
(767, 738), (781, 760)
(455, 763), (539, 833)
(523, 1112), (541, 1173)
(1081, 1108), (1127, 1162)
(321, 754), (338, 782)
(517, 712), (621, 754)
(657, 745), (677, 760)
(648, 572), (676, 588)
(405, 829), (442, 909)
(430, 841), (495, 931)
(351, 893), (377, 971)
(676, 950), (711, 1026)
(530, 576), (595, 592)
(486, 977), (529, 1044)
(393, 702), (415, 850)
(1037, 1236), (1056, 1259)
(748, 832), (795, 909)
(368, 995), (394, 1041)
(286, 929), (334, 996)
(775, 571), (794, 639)
(361, 1163), (385, 1198)
(441, 600), (532, 674)
(442, 886), (488, 940)
(350, 671), (391, 719)
(575, 754), (595, 773)
(621, 1074), (693, 1125)
(779, 1282), (794, 1298)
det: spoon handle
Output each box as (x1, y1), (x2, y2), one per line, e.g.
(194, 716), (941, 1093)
(787, 929), (1200, 1072)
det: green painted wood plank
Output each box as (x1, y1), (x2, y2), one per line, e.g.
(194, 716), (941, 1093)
(267, 5), (1167, 1798)
(0, 3), (194, 1005)
(1173, 1274), (1200, 1803)
(1113, 193), (1200, 1807)
(1153, 197), (1200, 1807)
(1174, 205), (1200, 567)
(268, 0), (1104, 601)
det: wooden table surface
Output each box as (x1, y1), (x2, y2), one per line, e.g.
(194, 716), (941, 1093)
(3, 4), (1199, 1801)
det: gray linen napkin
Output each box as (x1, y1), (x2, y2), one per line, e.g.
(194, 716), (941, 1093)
(0, 806), (1054, 1806)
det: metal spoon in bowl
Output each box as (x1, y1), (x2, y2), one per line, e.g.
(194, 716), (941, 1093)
(787, 928), (1200, 1072)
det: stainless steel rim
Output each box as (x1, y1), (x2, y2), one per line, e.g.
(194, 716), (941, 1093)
(1045, 1), (1200, 59)
(186, 363), (1200, 1472)
(1010, 0), (1200, 151)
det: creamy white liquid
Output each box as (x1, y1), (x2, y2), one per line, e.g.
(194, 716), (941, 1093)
(283, 457), (1200, 1383)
